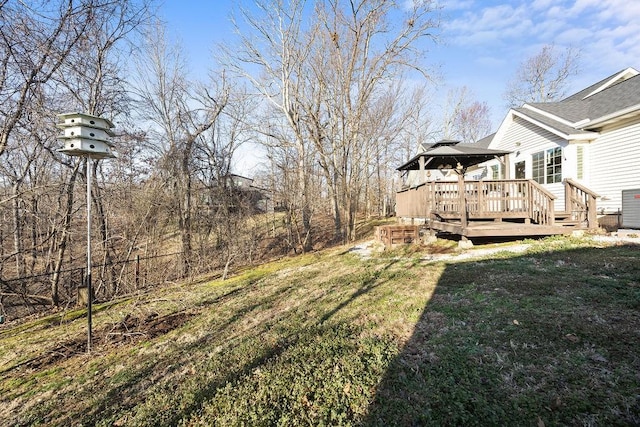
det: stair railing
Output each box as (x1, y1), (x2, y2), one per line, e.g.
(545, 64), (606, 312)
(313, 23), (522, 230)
(563, 179), (599, 229)
(529, 180), (556, 225)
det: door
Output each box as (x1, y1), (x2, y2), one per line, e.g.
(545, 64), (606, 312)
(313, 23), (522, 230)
(515, 161), (525, 179)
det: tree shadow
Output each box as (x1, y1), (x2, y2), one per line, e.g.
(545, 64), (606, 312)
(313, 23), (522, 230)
(320, 258), (401, 324)
(363, 244), (640, 426)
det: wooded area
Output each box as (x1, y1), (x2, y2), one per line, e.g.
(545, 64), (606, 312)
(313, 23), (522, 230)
(0, 0), (445, 319)
(0, 0), (581, 320)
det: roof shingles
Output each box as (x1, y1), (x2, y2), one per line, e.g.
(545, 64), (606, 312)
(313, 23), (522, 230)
(517, 69), (640, 132)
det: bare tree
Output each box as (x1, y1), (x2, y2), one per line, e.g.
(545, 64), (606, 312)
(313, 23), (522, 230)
(191, 83), (257, 275)
(134, 22), (229, 276)
(226, 0), (440, 243)
(223, 0), (317, 251)
(441, 86), (469, 140)
(0, 0), (154, 310)
(53, 0), (153, 300)
(313, 0), (440, 240)
(398, 84), (437, 157)
(503, 44), (581, 108)
(454, 101), (491, 143)
(0, 1), (97, 159)
(440, 86), (492, 143)
(378, 84), (438, 214)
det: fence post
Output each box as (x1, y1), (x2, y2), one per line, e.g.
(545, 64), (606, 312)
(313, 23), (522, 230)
(618, 208), (622, 229)
(77, 268), (88, 308)
(135, 255), (140, 290)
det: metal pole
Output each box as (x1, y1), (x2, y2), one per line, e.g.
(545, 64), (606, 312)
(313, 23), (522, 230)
(86, 158), (92, 353)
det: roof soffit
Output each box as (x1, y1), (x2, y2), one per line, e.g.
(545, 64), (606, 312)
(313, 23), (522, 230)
(512, 109), (598, 141)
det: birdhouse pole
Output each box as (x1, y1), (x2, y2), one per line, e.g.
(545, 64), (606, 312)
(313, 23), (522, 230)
(85, 158), (93, 352)
(57, 112), (115, 353)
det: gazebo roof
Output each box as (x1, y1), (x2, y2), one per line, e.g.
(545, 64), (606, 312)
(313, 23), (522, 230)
(396, 140), (511, 172)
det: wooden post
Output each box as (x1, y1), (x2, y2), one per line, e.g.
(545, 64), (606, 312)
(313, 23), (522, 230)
(458, 173), (468, 229)
(77, 269), (94, 309)
(587, 194), (597, 229)
(564, 181), (572, 217)
(77, 268), (86, 307)
(503, 154), (511, 180)
(135, 254), (140, 290)
(477, 180), (485, 217)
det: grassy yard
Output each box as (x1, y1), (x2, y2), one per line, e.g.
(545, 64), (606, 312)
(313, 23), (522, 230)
(1, 235), (639, 426)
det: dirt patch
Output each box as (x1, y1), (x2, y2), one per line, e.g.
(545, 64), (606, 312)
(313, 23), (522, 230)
(104, 311), (196, 343)
(22, 340), (86, 371)
(422, 242), (458, 254)
(8, 311), (196, 373)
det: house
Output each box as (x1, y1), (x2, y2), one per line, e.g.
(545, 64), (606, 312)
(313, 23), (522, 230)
(199, 174), (271, 213)
(479, 67), (640, 221)
(393, 69), (640, 239)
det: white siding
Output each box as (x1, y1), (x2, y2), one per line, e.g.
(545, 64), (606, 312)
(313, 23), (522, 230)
(588, 116), (640, 213)
(490, 116), (568, 210)
(404, 169), (456, 187)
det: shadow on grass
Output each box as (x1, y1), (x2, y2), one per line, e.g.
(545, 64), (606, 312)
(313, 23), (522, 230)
(6, 242), (640, 425)
(320, 258), (401, 324)
(138, 258), (405, 426)
(363, 244), (640, 426)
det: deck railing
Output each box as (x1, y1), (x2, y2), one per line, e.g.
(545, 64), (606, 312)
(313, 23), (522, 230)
(396, 179), (558, 226)
(395, 183), (430, 219)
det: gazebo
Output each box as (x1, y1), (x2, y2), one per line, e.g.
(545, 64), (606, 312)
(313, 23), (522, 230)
(396, 139), (511, 177)
(394, 140), (596, 241)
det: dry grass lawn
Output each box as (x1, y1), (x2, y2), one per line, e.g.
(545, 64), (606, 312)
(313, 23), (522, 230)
(1, 235), (638, 426)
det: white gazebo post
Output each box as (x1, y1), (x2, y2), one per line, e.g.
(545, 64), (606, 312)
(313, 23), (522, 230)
(57, 112), (115, 353)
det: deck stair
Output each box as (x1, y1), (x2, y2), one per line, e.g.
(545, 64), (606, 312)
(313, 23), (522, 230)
(554, 211), (583, 227)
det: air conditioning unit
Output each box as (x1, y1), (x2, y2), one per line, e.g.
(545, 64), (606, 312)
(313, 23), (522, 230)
(621, 189), (640, 229)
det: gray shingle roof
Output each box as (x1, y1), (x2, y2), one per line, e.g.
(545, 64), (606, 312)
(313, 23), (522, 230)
(526, 100), (588, 123)
(580, 74), (640, 122)
(474, 133), (495, 148)
(522, 70), (640, 128)
(562, 73), (620, 102)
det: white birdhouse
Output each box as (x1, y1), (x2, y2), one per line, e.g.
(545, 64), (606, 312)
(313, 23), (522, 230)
(57, 112), (116, 159)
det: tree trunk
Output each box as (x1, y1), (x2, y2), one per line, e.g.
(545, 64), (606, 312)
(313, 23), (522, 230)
(11, 182), (26, 282)
(50, 162), (81, 306)
(298, 151), (312, 252)
(179, 148), (193, 277)
(91, 161), (117, 298)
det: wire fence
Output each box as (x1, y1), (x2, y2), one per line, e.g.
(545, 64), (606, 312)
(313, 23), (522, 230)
(0, 251), (185, 321)
(0, 215), (387, 323)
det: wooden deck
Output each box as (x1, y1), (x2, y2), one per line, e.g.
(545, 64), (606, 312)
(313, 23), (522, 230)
(396, 178), (598, 239)
(429, 220), (574, 238)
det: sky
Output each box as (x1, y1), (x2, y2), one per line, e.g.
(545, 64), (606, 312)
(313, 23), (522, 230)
(160, 0), (640, 173)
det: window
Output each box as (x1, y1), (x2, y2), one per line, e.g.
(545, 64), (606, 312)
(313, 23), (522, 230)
(546, 147), (562, 183)
(532, 148), (562, 184)
(532, 152), (544, 183)
(491, 165), (499, 179)
(577, 146), (584, 179)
